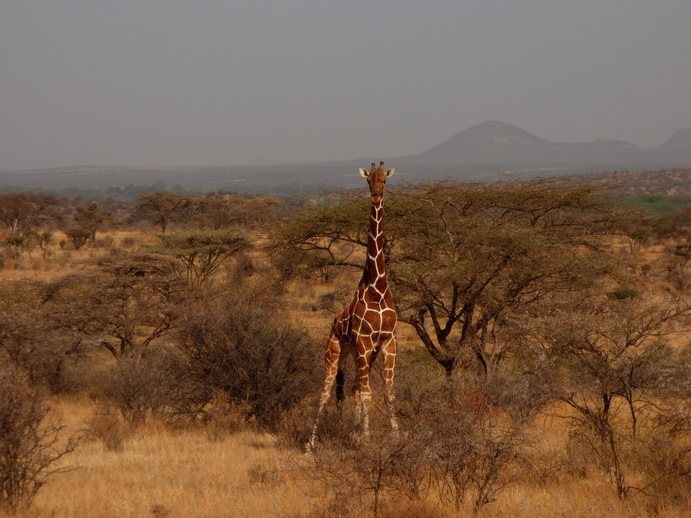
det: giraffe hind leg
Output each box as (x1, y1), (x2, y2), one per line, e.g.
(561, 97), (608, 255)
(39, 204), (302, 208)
(335, 369), (345, 403)
(306, 331), (341, 452)
(369, 347), (380, 367)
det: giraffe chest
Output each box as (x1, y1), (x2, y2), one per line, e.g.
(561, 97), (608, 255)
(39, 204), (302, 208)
(335, 288), (396, 342)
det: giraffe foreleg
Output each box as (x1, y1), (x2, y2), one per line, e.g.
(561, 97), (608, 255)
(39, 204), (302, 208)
(355, 338), (375, 438)
(381, 334), (399, 434)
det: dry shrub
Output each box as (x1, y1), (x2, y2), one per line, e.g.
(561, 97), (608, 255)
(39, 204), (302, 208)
(377, 500), (451, 518)
(85, 408), (131, 452)
(120, 236), (138, 248)
(247, 462), (283, 486)
(0, 365), (78, 514)
(517, 444), (568, 486)
(620, 406), (691, 503)
(276, 399), (361, 451)
(64, 226), (91, 249)
(300, 375), (529, 516)
(274, 400), (316, 450)
(203, 396), (251, 442)
(176, 292), (321, 430)
(414, 382), (525, 513)
(303, 429), (440, 517)
(96, 349), (202, 425)
(305, 493), (375, 518)
(92, 235), (114, 249)
(563, 426), (604, 479)
(149, 504), (172, 518)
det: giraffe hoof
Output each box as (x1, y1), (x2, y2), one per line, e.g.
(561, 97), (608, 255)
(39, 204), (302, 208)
(304, 437), (317, 454)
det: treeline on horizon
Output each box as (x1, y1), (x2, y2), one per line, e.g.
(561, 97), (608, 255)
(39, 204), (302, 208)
(0, 172), (690, 230)
(1, 167), (689, 205)
(0, 180), (335, 201)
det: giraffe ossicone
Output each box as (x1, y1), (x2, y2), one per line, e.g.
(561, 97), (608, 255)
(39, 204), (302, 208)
(307, 161), (399, 452)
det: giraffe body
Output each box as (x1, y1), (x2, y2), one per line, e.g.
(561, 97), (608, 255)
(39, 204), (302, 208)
(308, 162), (398, 450)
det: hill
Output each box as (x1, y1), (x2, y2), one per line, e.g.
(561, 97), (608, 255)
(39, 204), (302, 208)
(390, 121), (691, 167)
(1, 122), (690, 194)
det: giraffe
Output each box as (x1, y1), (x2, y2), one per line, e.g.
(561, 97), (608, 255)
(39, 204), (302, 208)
(307, 161), (398, 451)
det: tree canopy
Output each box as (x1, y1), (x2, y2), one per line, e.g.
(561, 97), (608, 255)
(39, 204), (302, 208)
(275, 180), (625, 375)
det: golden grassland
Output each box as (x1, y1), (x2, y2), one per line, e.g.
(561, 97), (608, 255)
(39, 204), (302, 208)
(2, 397), (686, 518)
(28, 399), (315, 518)
(0, 230), (147, 281)
(2, 228), (690, 517)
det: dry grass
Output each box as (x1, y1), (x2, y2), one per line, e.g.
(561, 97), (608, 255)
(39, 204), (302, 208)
(0, 230), (151, 282)
(10, 400), (314, 518)
(0, 398), (684, 518)
(481, 480), (681, 518)
(31, 431), (307, 518)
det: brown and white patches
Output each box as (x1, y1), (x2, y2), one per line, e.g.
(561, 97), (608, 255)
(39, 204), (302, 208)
(308, 162), (398, 451)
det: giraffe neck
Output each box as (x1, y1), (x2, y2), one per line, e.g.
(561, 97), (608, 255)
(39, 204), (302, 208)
(361, 199), (387, 289)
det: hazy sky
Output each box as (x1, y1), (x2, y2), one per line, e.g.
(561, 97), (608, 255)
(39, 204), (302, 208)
(2, 1), (691, 170)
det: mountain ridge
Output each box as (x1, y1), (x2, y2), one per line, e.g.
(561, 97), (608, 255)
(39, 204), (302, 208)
(1, 122), (690, 193)
(388, 121), (683, 166)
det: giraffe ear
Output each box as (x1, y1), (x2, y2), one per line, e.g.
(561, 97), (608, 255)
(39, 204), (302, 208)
(385, 168), (395, 178)
(359, 168), (369, 178)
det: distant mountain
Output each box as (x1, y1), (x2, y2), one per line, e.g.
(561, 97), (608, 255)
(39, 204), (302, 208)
(390, 121), (689, 167)
(646, 127), (691, 164)
(1, 122), (690, 194)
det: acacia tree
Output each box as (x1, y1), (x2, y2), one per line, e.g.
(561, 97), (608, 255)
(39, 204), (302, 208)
(275, 180), (621, 376)
(72, 201), (111, 241)
(0, 193), (61, 235)
(154, 229), (248, 286)
(135, 192), (190, 232)
(398, 182), (625, 376)
(520, 289), (691, 498)
(190, 196), (283, 229)
(0, 280), (88, 392)
(41, 254), (184, 360)
(63, 226), (91, 250)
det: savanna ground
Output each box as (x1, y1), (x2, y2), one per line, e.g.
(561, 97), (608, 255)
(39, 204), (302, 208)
(22, 397), (687, 518)
(1, 179), (690, 517)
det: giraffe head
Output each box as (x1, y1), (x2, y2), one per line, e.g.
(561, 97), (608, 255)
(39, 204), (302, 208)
(359, 161), (395, 203)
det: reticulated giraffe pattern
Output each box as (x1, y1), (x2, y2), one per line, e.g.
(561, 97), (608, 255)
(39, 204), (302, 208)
(308, 161), (398, 450)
